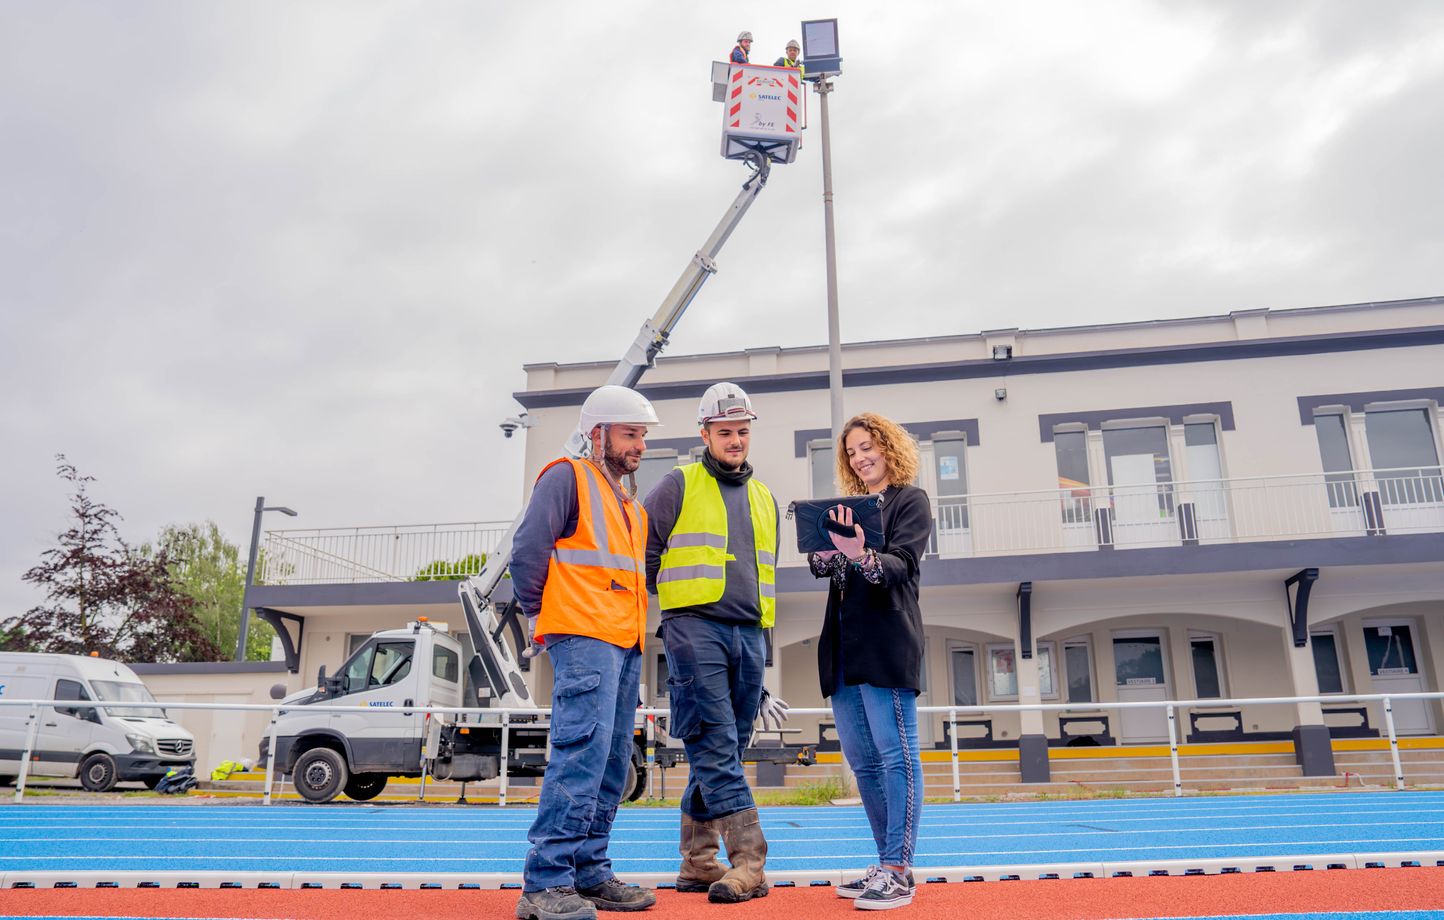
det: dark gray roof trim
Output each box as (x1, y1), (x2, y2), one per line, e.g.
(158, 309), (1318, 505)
(1296, 387), (1444, 424)
(247, 579), (513, 610)
(513, 325), (1444, 411)
(1037, 403), (1235, 443)
(776, 531), (1444, 592)
(792, 419), (981, 458)
(130, 661), (290, 674)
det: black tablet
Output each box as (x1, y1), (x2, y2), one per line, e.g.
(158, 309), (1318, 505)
(788, 494), (886, 554)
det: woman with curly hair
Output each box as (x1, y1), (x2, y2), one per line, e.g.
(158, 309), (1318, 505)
(810, 412), (932, 910)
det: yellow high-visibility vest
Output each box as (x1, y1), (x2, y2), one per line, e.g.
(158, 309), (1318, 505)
(656, 463), (777, 627)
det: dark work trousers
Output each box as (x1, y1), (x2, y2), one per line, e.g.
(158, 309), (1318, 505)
(523, 635), (642, 892)
(662, 615), (765, 822)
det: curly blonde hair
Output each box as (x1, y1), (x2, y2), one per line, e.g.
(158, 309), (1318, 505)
(834, 412), (919, 496)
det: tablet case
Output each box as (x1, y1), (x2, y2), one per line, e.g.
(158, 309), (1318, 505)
(788, 494), (886, 554)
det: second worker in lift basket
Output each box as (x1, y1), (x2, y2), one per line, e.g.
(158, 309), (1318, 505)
(510, 384), (661, 920)
(644, 382), (789, 904)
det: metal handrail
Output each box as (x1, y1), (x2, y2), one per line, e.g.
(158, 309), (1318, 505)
(6, 689), (1442, 804)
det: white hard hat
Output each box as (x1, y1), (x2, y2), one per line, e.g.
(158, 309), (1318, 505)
(697, 382), (757, 426)
(737, 31), (753, 42)
(578, 385), (662, 437)
(786, 39), (800, 51)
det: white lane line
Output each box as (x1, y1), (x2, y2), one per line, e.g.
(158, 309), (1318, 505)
(11, 819), (1444, 847)
(6, 808), (1444, 833)
(6, 835), (1444, 864)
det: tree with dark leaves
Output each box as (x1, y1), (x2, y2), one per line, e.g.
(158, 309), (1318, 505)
(0, 455), (222, 663)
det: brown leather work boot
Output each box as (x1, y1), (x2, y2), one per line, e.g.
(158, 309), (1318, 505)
(707, 807), (769, 903)
(675, 814), (726, 893)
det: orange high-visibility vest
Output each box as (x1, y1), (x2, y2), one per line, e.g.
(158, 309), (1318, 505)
(535, 457), (649, 651)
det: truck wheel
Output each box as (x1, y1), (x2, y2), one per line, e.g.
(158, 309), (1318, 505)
(626, 746), (646, 802)
(293, 748), (347, 803)
(79, 753), (118, 792)
(343, 773), (387, 801)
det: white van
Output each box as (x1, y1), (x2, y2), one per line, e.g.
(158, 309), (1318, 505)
(0, 652), (196, 791)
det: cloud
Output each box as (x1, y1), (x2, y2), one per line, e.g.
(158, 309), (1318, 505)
(2, 0), (1441, 617)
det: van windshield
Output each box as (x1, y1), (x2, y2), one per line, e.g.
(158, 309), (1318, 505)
(91, 680), (167, 719)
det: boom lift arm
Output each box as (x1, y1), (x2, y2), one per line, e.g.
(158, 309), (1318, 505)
(459, 152), (773, 709)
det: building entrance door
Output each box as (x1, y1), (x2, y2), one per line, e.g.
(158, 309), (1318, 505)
(1363, 619), (1435, 735)
(1113, 632), (1170, 743)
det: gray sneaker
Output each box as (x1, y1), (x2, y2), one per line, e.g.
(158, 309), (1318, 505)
(854, 868), (914, 910)
(839, 867), (913, 900)
(836, 865), (883, 899)
(577, 877), (656, 912)
(516, 887), (598, 920)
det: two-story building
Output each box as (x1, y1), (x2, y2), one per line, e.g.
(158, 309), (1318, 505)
(152, 295), (1444, 785)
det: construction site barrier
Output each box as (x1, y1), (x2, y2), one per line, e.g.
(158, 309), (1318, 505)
(4, 690), (1443, 804)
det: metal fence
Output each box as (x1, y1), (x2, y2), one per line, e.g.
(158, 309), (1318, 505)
(249, 470), (1443, 584)
(257, 521), (513, 585)
(778, 467), (1444, 565)
(5, 690), (1443, 805)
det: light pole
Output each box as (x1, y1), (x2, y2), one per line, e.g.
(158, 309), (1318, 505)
(801, 19), (846, 441)
(234, 496), (298, 662)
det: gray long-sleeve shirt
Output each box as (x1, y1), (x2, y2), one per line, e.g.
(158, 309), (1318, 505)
(510, 461), (635, 620)
(642, 465), (779, 626)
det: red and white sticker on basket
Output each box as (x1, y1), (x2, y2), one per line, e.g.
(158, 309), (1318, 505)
(725, 65), (801, 137)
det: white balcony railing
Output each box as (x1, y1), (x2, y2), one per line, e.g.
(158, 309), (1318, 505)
(778, 467), (1444, 565)
(257, 521), (513, 586)
(255, 469), (1442, 585)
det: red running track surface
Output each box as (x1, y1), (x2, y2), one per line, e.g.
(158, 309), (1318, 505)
(3, 868), (1442, 919)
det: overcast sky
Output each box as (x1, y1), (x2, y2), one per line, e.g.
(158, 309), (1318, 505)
(3, 1), (1442, 618)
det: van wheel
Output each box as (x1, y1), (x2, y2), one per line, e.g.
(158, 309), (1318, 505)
(625, 745), (646, 802)
(79, 753), (118, 792)
(141, 775), (164, 790)
(343, 773), (386, 801)
(293, 748), (347, 803)
(0, 775), (15, 787)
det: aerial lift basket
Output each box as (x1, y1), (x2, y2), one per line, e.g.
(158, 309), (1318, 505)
(713, 62), (802, 165)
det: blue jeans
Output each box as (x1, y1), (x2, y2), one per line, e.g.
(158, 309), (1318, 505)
(832, 681), (922, 867)
(662, 615), (765, 821)
(524, 635), (642, 892)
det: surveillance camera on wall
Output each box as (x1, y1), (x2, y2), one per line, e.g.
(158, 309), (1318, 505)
(500, 414), (532, 438)
(994, 387), (1007, 401)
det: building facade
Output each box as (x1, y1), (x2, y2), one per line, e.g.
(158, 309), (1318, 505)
(212, 295), (1444, 783)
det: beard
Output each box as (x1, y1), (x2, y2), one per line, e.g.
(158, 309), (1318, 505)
(710, 448), (744, 471)
(602, 442), (642, 479)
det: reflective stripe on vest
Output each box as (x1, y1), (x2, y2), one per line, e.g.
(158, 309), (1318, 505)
(656, 462), (778, 627)
(535, 457), (649, 650)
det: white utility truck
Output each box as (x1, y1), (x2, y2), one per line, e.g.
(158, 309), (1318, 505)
(261, 614), (648, 803)
(0, 652), (197, 791)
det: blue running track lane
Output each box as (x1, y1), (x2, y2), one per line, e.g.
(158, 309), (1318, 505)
(3, 791), (1444, 877)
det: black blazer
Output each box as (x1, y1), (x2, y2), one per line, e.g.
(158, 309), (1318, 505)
(811, 483), (933, 696)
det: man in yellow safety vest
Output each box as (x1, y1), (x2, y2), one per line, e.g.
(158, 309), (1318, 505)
(774, 39), (804, 76)
(643, 382), (788, 904)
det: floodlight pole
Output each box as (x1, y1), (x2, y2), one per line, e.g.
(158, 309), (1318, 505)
(817, 78), (845, 442)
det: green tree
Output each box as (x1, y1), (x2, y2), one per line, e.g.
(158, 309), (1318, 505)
(146, 522), (274, 661)
(413, 553), (487, 581)
(2, 456), (222, 663)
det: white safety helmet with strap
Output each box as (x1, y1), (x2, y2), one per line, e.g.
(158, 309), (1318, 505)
(578, 385), (662, 439)
(737, 30), (753, 43)
(568, 384), (661, 462)
(786, 39), (800, 52)
(697, 381), (758, 426)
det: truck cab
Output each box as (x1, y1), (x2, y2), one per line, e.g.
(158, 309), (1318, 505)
(266, 620), (462, 802)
